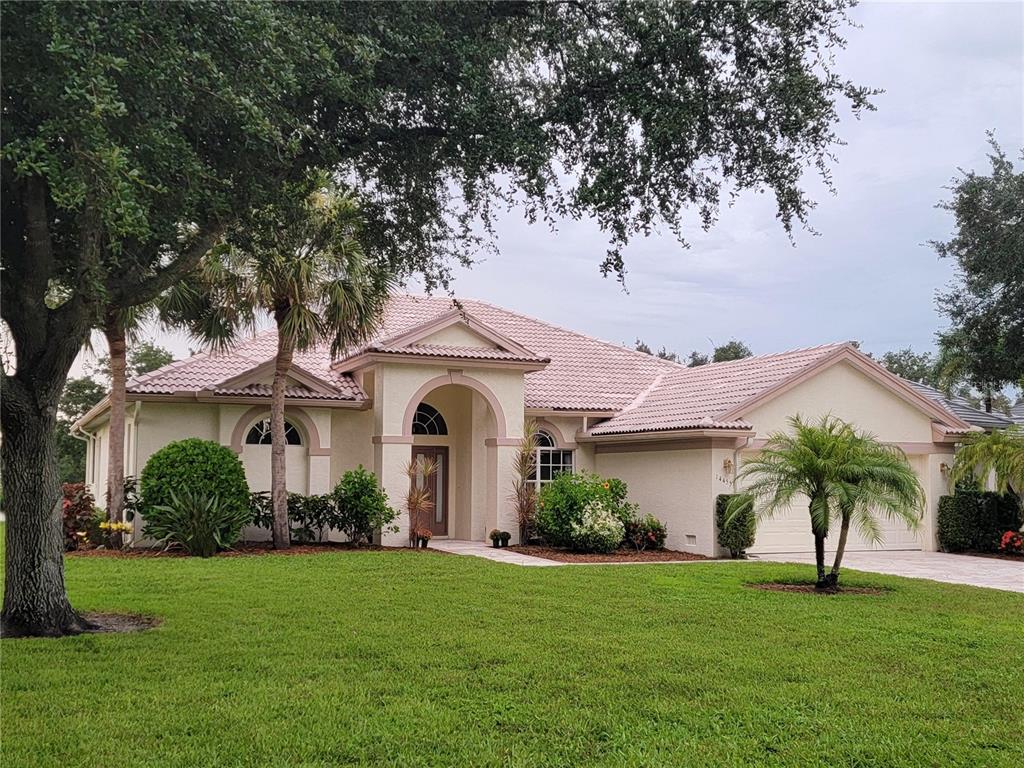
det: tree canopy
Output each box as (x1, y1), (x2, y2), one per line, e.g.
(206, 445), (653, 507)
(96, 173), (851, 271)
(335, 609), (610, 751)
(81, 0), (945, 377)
(2, 0), (874, 636)
(934, 137), (1023, 408)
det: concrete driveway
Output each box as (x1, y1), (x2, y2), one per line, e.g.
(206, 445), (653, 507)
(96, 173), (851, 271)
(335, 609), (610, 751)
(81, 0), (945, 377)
(753, 550), (1024, 593)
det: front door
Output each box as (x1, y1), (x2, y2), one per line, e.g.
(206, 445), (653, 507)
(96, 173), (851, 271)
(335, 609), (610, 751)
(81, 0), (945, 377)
(412, 446), (448, 536)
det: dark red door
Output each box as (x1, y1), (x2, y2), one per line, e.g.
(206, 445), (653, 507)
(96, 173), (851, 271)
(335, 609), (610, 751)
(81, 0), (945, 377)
(411, 446), (448, 536)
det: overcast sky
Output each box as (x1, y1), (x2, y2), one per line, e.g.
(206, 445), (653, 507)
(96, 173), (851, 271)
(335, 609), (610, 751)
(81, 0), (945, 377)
(81, 0), (1024, 373)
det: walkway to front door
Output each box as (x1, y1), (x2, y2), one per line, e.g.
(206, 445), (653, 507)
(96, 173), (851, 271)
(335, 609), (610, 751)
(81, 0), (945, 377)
(429, 539), (561, 566)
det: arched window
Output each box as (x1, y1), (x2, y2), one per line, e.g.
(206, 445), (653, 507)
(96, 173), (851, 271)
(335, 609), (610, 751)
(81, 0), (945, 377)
(412, 402), (448, 435)
(245, 418), (302, 446)
(531, 429), (574, 489)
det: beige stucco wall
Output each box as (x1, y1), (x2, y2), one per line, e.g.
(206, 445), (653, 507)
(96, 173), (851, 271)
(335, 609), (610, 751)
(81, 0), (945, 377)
(419, 325), (497, 348)
(595, 446), (717, 556)
(739, 361), (950, 553)
(744, 361), (936, 442)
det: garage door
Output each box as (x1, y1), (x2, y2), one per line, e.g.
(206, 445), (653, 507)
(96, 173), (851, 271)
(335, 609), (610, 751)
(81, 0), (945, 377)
(746, 457), (925, 554)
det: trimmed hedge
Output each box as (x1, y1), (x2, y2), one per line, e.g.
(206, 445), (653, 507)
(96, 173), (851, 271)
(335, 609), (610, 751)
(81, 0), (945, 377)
(937, 490), (1022, 553)
(716, 493), (756, 558)
(140, 439), (251, 523)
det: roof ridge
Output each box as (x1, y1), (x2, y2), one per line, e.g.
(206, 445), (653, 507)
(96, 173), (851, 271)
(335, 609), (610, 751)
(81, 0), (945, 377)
(689, 341), (853, 370)
(439, 294), (686, 371)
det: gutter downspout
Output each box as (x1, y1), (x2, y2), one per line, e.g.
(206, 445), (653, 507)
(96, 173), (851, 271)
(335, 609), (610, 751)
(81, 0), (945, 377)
(732, 436), (753, 492)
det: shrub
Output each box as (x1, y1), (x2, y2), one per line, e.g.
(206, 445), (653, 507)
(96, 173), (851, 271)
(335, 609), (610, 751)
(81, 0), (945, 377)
(62, 482), (97, 551)
(1000, 530), (1023, 555)
(569, 499), (625, 553)
(937, 491), (1022, 553)
(536, 472), (636, 547)
(140, 439), (250, 525)
(625, 514), (668, 551)
(249, 491), (333, 543)
(716, 493), (756, 558)
(331, 466), (397, 544)
(144, 488), (251, 557)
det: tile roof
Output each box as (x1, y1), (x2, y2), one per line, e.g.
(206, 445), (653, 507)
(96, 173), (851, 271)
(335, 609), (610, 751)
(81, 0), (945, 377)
(362, 343), (549, 364)
(588, 344), (850, 435)
(905, 381), (1015, 430)
(126, 294), (676, 410)
(1011, 400), (1024, 425)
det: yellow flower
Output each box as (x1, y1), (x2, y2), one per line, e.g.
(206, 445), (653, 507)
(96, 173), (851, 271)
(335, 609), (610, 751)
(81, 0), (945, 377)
(602, 482), (610, 490)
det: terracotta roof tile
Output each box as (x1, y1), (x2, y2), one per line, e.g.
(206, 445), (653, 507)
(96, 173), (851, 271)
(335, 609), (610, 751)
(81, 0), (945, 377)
(365, 343), (549, 364)
(588, 343), (849, 435)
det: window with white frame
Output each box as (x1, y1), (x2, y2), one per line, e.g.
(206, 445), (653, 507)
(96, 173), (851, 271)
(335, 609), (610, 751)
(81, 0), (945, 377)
(245, 418), (302, 446)
(530, 429), (574, 490)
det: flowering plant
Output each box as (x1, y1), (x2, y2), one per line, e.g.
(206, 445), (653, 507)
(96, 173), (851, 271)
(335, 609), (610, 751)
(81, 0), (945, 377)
(569, 499), (625, 553)
(99, 521), (133, 534)
(998, 530), (1023, 555)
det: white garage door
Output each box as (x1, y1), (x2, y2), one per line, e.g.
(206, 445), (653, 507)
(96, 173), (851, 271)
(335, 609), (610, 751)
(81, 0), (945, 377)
(746, 457), (925, 554)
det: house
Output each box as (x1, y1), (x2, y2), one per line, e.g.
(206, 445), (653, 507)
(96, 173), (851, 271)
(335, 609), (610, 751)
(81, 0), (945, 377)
(75, 294), (986, 556)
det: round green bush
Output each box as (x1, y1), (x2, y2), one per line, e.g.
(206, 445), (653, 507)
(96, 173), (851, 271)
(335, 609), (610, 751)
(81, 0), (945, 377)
(716, 493), (756, 558)
(536, 472), (636, 547)
(140, 438), (250, 521)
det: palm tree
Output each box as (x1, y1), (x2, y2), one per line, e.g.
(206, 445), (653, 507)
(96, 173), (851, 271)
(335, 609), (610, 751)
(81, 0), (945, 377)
(730, 415), (924, 589)
(174, 175), (393, 549)
(949, 426), (1024, 496)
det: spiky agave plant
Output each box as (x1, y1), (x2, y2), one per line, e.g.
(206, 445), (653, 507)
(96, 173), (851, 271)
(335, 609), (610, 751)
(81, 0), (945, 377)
(729, 415), (924, 589)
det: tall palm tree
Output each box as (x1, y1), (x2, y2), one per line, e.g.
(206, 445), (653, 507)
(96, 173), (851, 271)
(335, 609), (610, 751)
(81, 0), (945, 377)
(729, 415), (924, 589)
(172, 175), (393, 549)
(949, 425), (1024, 496)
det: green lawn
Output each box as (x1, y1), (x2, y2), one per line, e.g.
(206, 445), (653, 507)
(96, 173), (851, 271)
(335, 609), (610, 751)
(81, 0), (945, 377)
(3, 545), (1023, 768)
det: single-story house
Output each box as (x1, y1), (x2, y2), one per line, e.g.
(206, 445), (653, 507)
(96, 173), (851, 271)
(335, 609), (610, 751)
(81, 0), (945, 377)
(75, 293), (995, 556)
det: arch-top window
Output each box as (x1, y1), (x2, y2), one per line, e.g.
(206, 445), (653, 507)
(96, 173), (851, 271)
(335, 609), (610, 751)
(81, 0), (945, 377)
(245, 418), (302, 446)
(531, 429), (574, 489)
(412, 403), (448, 435)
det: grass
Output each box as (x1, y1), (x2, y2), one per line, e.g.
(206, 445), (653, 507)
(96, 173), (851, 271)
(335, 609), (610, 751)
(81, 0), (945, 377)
(3, 543), (1023, 767)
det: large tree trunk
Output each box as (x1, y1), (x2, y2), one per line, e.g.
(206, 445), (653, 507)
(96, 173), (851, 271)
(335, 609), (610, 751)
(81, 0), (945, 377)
(1, 175), (96, 637)
(270, 315), (294, 550)
(2, 364), (94, 637)
(826, 513), (852, 589)
(103, 316), (127, 550)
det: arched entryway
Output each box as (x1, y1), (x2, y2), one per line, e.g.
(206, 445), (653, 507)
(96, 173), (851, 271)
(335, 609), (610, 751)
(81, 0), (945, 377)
(400, 375), (505, 541)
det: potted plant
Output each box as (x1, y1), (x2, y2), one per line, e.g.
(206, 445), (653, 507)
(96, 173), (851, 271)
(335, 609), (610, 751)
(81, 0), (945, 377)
(416, 528), (433, 548)
(489, 529), (502, 548)
(499, 531), (511, 547)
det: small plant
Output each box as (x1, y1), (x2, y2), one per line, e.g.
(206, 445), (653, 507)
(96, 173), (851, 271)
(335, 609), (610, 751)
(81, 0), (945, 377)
(511, 419), (539, 543)
(625, 514), (668, 551)
(999, 530), (1023, 555)
(569, 499), (624, 553)
(414, 528), (433, 548)
(489, 529), (503, 548)
(144, 489), (251, 557)
(62, 483), (97, 551)
(404, 457), (436, 548)
(499, 530), (511, 547)
(717, 493), (756, 558)
(332, 466), (398, 545)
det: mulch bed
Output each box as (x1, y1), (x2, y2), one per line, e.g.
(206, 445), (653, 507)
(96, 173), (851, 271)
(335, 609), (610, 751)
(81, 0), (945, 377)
(747, 582), (889, 596)
(81, 612), (162, 633)
(67, 542), (418, 559)
(506, 545), (708, 563)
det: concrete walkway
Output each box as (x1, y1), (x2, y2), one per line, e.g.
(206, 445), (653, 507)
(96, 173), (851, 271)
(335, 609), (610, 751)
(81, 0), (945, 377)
(429, 538), (561, 566)
(753, 550), (1024, 593)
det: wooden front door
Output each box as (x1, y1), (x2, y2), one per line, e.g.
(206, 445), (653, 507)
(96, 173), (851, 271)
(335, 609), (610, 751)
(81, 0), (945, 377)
(411, 446), (449, 536)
